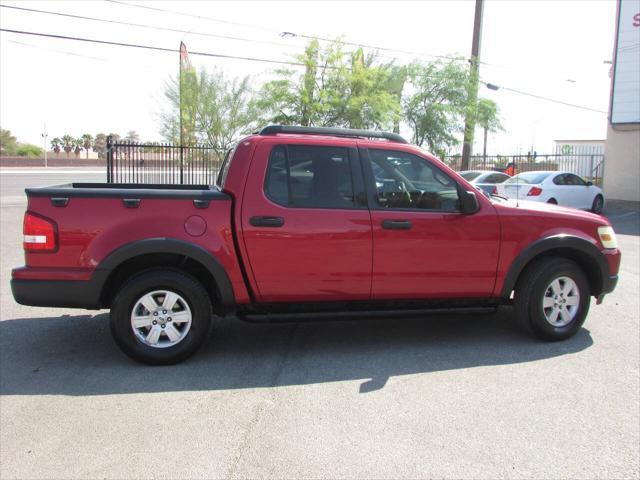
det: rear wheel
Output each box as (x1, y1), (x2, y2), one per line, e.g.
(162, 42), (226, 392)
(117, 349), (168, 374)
(110, 269), (213, 364)
(513, 257), (590, 341)
(591, 194), (604, 214)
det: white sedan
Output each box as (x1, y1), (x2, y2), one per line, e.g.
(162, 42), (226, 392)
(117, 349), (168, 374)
(495, 171), (605, 213)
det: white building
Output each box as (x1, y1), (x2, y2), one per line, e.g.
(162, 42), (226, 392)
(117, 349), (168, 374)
(603, 0), (640, 202)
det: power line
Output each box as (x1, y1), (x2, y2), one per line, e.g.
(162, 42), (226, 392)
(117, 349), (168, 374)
(106, 0), (467, 63)
(0, 27), (608, 115)
(0, 3), (426, 66)
(0, 3), (301, 50)
(482, 81), (607, 114)
(105, 0), (279, 33)
(6, 39), (110, 62)
(0, 28), (310, 68)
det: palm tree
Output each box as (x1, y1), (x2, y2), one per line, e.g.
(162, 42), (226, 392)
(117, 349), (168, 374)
(476, 98), (504, 163)
(50, 137), (62, 157)
(61, 134), (74, 158)
(81, 134), (93, 159)
(73, 138), (83, 157)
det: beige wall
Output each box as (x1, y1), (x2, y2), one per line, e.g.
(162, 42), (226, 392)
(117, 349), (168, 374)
(603, 124), (640, 202)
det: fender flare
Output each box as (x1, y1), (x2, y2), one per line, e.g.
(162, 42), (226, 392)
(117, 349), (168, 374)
(501, 234), (608, 298)
(95, 238), (235, 307)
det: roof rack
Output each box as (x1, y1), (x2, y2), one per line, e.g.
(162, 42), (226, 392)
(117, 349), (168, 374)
(259, 125), (408, 144)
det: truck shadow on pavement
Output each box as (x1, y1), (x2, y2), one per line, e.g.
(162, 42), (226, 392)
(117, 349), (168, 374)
(0, 308), (593, 396)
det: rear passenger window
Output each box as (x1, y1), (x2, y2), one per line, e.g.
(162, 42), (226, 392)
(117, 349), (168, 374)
(265, 145), (355, 208)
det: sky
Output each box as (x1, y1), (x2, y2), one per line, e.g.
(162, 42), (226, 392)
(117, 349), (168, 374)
(0, 0), (619, 155)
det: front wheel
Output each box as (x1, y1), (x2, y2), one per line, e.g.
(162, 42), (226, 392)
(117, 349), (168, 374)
(591, 195), (604, 214)
(110, 269), (213, 365)
(513, 257), (590, 341)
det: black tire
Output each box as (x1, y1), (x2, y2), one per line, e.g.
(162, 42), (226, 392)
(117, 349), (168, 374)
(547, 198), (558, 205)
(513, 257), (590, 341)
(110, 268), (213, 365)
(591, 194), (604, 214)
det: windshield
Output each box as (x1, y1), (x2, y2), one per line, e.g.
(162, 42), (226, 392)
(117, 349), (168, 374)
(505, 172), (551, 185)
(460, 171), (482, 181)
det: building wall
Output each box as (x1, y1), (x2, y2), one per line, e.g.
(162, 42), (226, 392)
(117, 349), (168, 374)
(603, 124), (640, 201)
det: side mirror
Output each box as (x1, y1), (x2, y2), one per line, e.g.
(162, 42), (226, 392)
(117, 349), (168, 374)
(586, 181), (593, 186)
(460, 190), (480, 214)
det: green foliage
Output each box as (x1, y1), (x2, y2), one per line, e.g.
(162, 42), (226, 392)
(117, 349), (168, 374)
(93, 133), (107, 158)
(255, 41), (400, 130)
(1, 129), (18, 155)
(161, 68), (258, 159)
(15, 143), (43, 157)
(125, 130), (140, 142)
(61, 134), (74, 156)
(476, 98), (503, 133)
(50, 137), (62, 155)
(156, 40), (503, 160)
(402, 59), (469, 156)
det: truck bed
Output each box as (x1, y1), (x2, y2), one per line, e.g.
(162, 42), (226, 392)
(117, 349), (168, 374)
(25, 183), (228, 200)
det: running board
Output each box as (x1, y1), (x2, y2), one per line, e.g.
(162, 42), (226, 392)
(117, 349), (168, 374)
(237, 306), (498, 323)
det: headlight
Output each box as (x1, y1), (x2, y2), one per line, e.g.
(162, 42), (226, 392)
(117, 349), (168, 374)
(598, 226), (618, 249)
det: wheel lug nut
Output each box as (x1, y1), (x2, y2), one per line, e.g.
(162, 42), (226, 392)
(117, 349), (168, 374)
(163, 310), (167, 314)
(153, 312), (158, 316)
(167, 317), (172, 322)
(152, 320), (157, 325)
(161, 324), (165, 328)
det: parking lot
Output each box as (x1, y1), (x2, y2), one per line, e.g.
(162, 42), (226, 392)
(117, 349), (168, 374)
(1, 169), (638, 479)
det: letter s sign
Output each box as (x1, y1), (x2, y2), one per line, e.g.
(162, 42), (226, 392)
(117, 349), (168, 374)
(633, 12), (640, 27)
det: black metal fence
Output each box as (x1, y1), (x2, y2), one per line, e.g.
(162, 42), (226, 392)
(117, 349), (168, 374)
(442, 153), (605, 185)
(106, 136), (605, 188)
(106, 136), (222, 185)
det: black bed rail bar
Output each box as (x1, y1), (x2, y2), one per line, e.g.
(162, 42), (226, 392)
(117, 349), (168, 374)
(259, 125), (408, 144)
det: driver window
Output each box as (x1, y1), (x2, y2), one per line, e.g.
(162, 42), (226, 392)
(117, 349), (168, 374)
(368, 149), (459, 211)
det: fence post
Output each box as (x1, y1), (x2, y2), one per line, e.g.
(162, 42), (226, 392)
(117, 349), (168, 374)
(106, 135), (113, 183)
(180, 145), (184, 184)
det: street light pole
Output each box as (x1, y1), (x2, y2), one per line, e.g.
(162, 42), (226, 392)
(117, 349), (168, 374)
(461, 0), (484, 171)
(41, 123), (48, 168)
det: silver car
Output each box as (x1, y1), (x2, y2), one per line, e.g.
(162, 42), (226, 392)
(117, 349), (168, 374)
(459, 170), (511, 195)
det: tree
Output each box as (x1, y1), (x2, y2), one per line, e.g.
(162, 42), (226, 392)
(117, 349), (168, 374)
(93, 133), (107, 159)
(255, 40), (399, 130)
(0, 129), (18, 155)
(403, 60), (469, 157)
(73, 138), (83, 157)
(61, 134), (74, 157)
(80, 134), (93, 159)
(50, 137), (62, 157)
(125, 130), (140, 143)
(161, 68), (259, 159)
(16, 143), (43, 157)
(476, 98), (503, 160)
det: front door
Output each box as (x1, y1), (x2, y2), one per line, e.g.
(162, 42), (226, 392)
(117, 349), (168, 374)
(241, 140), (373, 303)
(362, 147), (501, 299)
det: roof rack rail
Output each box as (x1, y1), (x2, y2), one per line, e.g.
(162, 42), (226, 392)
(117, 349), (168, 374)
(259, 125), (408, 144)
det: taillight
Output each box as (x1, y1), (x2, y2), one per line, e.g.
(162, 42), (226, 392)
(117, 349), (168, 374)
(491, 186), (498, 195)
(23, 212), (57, 252)
(527, 186), (543, 196)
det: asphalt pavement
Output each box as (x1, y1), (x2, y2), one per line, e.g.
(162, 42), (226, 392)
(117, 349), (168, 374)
(1, 168), (638, 479)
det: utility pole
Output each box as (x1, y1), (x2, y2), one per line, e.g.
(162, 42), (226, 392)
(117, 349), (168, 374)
(41, 123), (48, 168)
(461, 0), (484, 171)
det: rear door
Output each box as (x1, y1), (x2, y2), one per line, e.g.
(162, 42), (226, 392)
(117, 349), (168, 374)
(362, 147), (500, 299)
(241, 139), (373, 303)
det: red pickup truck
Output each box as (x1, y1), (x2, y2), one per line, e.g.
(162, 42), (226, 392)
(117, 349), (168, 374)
(11, 126), (621, 364)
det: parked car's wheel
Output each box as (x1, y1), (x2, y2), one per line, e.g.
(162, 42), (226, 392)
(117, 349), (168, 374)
(513, 257), (590, 341)
(547, 198), (558, 205)
(110, 268), (213, 365)
(591, 194), (604, 214)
